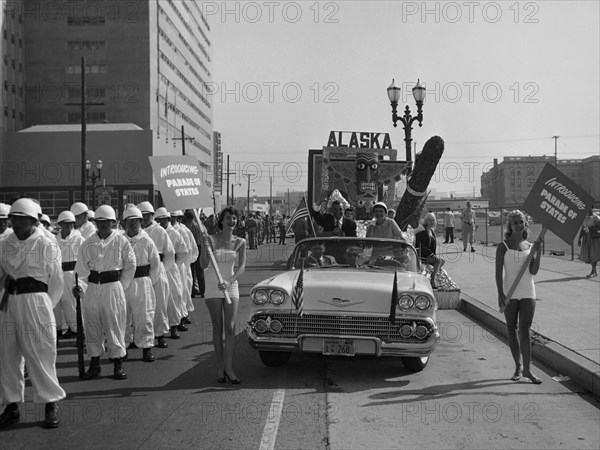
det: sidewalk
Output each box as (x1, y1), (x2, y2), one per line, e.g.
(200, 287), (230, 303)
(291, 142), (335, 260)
(440, 240), (600, 396)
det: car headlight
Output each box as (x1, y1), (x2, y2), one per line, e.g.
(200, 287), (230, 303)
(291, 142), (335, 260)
(398, 294), (414, 310)
(415, 295), (431, 310)
(253, 289), (269, 305)
(270, 290), (285, 305)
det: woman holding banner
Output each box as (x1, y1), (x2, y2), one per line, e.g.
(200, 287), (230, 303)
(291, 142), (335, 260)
(495, 210), (543, 385)
(200, 206), (246, 384)
(578, 208), (600, 278)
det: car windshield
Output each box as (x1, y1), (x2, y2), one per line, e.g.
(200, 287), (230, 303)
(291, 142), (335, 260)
(290, 238), (420, 272)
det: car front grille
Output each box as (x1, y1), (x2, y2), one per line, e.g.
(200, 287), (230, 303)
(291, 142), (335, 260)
(249, 313), (434, 342)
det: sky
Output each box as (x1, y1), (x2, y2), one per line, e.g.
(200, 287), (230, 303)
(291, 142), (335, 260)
(207, 0), (599, 199)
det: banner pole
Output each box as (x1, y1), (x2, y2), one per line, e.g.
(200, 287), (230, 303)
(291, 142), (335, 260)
(500, 226), (547, 312)
(192, 209), (232, 305)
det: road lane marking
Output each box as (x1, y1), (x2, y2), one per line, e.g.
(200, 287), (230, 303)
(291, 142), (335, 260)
(259, 388), (285, 450)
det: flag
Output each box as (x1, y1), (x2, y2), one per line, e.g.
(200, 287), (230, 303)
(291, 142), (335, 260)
(291, 266), (304, 317)
(286, 196), (315, 236)
(389, 271), (398, 322)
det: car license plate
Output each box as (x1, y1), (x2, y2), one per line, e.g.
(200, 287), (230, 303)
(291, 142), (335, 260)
(323, 339), (355, 356)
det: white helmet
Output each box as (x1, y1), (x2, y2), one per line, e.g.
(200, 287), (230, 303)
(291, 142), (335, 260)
(9, 198), (40, 219)
(40, 214), (51, 225)
(95, 205), (117, 221)
(0, 203), (10, 219)
(170, 210), (183, 217)
(87, 210), (95, 219)
(137, 201), (154, 214)
(123, 206), (143, 221)
(57, 211), (76, 223)
(154, 207), (170, 219)
(70, 202), (89, 216)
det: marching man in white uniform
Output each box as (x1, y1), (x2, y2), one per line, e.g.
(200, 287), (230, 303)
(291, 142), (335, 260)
(155, 208), (188, 339)
(0, 198), (65, 429)
(71, 202), (96, 240)
(171, 210), (198, 327)
(122, 207), (160, 362)
(75, 205), (136, 380)
(0, 203), (12, 240)
(55, 211), (85, 338)
(139, 202), (175, 348)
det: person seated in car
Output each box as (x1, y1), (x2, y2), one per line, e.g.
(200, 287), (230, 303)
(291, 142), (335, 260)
(373, 245), (412, 270)
(305, 243), (337, 267)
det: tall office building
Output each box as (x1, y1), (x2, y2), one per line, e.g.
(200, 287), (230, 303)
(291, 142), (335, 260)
(1, 0), (214, 215)
(1, 0), (26, 145)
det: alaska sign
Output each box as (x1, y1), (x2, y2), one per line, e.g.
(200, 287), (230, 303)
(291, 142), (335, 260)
(327, 131), (392, 149)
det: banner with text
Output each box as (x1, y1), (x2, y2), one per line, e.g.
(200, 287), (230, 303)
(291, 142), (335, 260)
(149, 155), (213, 211)
(523, 163), (594, 243)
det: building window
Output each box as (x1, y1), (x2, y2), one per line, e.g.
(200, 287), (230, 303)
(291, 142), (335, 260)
(67, 16), (106, 26)
(65, 64), (107, 74)
(67, 40), (106, 50)
(67, 111), (107, 123)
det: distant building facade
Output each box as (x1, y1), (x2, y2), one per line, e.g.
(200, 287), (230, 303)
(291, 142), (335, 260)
(481, 155), (600, 209)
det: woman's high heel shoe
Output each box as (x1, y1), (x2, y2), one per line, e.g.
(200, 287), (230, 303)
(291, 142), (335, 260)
(217, 371), (226, 384)
(224, 371), (241, 385)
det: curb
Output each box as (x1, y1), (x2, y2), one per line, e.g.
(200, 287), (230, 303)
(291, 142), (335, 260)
(459, 294), (600, 398)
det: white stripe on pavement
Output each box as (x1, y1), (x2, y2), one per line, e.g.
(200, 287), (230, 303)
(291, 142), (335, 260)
(258, 388), (286, 450)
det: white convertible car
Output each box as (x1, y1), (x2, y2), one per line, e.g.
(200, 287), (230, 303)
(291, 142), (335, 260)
(246, 237), (439, 372)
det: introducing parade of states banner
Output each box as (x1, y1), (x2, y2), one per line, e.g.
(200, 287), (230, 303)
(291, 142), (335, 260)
(148, 155), (213, 210)
(523, 163), (595, 243)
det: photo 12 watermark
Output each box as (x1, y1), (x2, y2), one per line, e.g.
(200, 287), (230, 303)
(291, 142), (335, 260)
(200, 1), (340, 24)
(401, 1), (540, 24)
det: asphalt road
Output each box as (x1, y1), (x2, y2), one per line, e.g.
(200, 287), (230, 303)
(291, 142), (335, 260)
(2, 242), (599, 449)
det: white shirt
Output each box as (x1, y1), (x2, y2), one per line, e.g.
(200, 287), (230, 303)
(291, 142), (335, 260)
(0, 227), (64, 306)
(145, 221), (176, 270)
(57, 229), (85, 263)
(78, 220), (97, 240)
(125, 230), (161, 285)
(76, 230), (136, 291)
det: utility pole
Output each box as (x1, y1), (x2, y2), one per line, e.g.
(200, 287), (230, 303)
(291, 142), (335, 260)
(173, 125), (194, 156)
(552, 135), (559, 167)
(65, 56), (104, 204)
(287, 188), (290, 216)
(269, 176), (273, 217)
(245, 174), (255, 217)
(223, 155), (237, 205)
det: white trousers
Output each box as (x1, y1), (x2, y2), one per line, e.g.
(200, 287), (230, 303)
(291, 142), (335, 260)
(124, 276), (156, 349)
(0, 293), (66, 404)
(153, 264), (170, 337)
(82, 282), (127, 359)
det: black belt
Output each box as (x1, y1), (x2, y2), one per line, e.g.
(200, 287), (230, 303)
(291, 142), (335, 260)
(159, 253), (164, 262)
(88, 270), (122, 284)
(7, 277), (48, 295)
(62, 261), (76, 271)
(134, 265), (150, 278)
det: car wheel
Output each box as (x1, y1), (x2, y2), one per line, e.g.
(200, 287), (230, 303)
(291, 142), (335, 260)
(259, 351), (292, 367)
(401, 356), (429, 372)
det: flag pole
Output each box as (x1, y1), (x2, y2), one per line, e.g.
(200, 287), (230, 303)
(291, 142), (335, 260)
(192, 208), (231, 305)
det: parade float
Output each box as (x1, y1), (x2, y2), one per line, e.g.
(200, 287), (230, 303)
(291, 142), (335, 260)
(307, 131), (460, 309)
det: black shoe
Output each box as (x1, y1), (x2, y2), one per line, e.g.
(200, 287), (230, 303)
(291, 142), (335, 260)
(156, 336), (168, 348)
(182, 316), (192, 325)
(177, 323), (188, 332)
(463, 248), (467, 252)
(170, 326), (181, 339)
(0, 404), (20, 429)
(44, 403), (60, 428)
(113, 359), (127, 380)
(224, 371), (241, 385)
(142, 348), (155, 362)
(471, 247), (476, 252)
(62, 329), (77, 339)
(82, 357), (101, 379)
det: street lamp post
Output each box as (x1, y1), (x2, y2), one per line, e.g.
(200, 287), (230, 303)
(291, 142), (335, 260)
(86, 159), (103, 210)
(387, 79), (426, 171)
